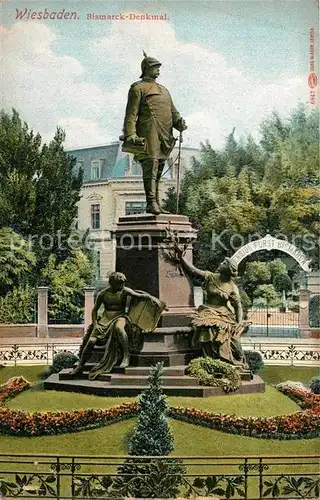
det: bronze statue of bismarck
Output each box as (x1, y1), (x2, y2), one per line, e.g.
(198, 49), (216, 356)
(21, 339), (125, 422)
(121, 53), (187, 214)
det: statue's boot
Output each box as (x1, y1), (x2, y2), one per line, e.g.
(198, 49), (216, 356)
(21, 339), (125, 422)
(156, 159), (170, 214)
(142, 160), (161, 215)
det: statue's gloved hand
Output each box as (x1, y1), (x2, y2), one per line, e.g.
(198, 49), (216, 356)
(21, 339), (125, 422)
(126, 134), (140, 143)
(175, 118), (187, 132)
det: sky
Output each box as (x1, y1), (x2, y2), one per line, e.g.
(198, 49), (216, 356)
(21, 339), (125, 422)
(1, 0), (319, 150)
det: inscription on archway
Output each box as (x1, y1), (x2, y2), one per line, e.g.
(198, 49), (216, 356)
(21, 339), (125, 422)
(230, 234), (312, 272)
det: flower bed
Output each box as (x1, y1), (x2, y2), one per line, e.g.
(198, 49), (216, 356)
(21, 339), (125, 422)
(0, 377), (139, 436)
(169, 406), (319, 440)
(0, 377), (31, 404)
(0, 377), (319, 439)
(276, 384), (320, 411)
(169, 385), (320, 440)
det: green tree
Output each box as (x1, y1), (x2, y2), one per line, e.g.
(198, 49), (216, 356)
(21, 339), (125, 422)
(268, 259), (288, 281)
(0, 109), (83, 265)
(242, 261), (271, 299)
(0, 285), (36, 324)
(41, 251), (93, 323)
(254, 284), (278, 304)
(0, 110), (92, 323)
(114, 363), (185, 498)
(262, 106), (319, 264)
(129, 362), (173, 455)
(0, 227), (36, 295)
(163, 105), (319, 271)
(273, 274), (292, 295)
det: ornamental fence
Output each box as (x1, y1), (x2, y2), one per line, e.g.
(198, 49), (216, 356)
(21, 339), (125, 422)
(0, 453), (319, 499)
(241, 340), (320, 366)
(1, 287), (318, 339)
(0, 341), (319, 367)
(246, 307), (300, 338)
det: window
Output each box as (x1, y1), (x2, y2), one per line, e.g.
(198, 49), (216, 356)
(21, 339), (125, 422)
(91, 204), (100, 229)
(171, 161), (180, 180)
(125, 201), (147, 215)
(91, 160), (101, 180)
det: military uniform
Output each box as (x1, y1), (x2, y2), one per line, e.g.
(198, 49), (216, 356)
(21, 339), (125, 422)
(123, 77), (182, 160)
(121, 55), (186, 214)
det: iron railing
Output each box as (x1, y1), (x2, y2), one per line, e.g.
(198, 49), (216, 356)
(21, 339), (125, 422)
(246, 307), (300, 337)
(0, 343), (80, 366)
(241, 341), (320, 366)
(0, 453), (318, 499)
(0, 341), (319, 367)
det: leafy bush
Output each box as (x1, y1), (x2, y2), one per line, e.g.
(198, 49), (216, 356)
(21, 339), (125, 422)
(244, 350), (264, 374)
(310, 376), (320, 394)
(309, 295), (320, 328)
(51, 351), (79, 374)
(254, 284), (278, 304)
(187, 357), (241, 391)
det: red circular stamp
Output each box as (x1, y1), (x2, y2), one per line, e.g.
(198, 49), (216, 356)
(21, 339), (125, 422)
(308, 73), (318, 88)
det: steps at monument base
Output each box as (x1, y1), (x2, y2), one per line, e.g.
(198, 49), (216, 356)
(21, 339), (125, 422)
(125, 365), (187, 376)
(44, 373), (265, 398)
(59, 369), (111, 382)
(59, 365), (252, 383)
(63, 364), (188, 376)
(130, 353), (196, 366)
(79, 364), (188, 376)
(59, 369), (197, 386)
(109, 374), (199, 386)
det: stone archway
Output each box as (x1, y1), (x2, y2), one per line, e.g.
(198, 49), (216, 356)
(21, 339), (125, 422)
(230, 234), (312, 272)
(230, 234), (313, 338)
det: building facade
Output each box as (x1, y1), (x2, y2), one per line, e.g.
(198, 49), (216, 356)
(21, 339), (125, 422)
(68, 141), (200, 280)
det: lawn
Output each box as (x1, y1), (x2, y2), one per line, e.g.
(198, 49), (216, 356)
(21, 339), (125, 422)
(260, 365), (319, 385)
(0, 364), (319, 458)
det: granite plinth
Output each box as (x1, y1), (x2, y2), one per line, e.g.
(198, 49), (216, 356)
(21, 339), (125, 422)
(43, 326), (266, 397)
(44, 372), (265, 398)
(114, 214), (197, 327)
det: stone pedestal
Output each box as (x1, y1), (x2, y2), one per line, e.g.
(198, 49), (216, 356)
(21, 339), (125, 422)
(114, 213), (197, 326)
(43, 213), (266, 398)
(37, 286), (49, 338)
(299, 289), (311, 338)
(84, 286), (95, 331)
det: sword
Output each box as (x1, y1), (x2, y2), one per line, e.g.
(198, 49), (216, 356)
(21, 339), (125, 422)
(176, 130), (183, 214)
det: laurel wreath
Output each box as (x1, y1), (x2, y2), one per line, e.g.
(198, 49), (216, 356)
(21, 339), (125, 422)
(187, 357), (241, 392)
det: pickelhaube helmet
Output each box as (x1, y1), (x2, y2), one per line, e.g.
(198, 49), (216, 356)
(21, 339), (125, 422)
(140, 50), (161, 78)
